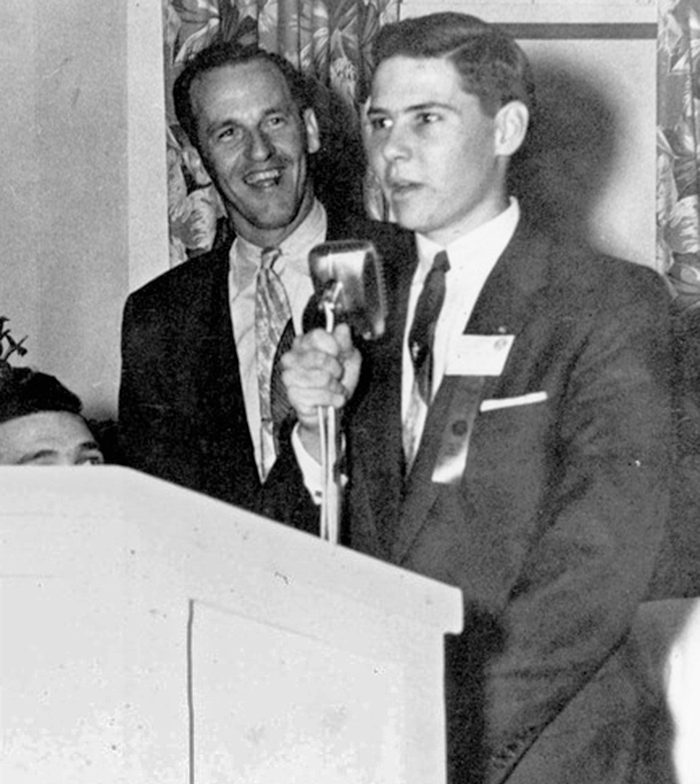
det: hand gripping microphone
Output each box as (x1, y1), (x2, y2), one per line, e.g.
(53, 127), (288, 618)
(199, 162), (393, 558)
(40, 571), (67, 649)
(307, 240), (387, 543)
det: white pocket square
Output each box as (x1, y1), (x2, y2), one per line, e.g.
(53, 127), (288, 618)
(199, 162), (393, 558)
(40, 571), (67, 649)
(480, 391), (548, 412)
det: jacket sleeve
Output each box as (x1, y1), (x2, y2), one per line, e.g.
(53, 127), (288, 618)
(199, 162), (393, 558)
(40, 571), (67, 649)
(117, 292), (202, 491)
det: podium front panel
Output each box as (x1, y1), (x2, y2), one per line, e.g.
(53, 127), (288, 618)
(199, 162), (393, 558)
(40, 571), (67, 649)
(0, 467), (463, 784)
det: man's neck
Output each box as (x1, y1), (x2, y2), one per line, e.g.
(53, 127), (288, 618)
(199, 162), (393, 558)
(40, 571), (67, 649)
(233, 199), (326, 267)
(418, 197), (518, 252)
(421, 194), (511, 248)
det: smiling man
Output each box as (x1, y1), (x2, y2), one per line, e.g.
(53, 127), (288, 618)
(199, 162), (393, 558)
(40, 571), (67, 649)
(282, 13), (674, 783)
(118, 42), (407, 530)
(179, 50), (321, 247)
(0, 366), (103, 466)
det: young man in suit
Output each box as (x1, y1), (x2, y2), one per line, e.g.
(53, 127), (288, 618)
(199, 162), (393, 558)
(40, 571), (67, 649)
(283, 13), (673, 782)
(118, 42), (408, 531)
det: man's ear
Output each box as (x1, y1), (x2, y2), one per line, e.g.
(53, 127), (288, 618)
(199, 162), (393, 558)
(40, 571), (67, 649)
(303, 108), (321, 155)
(494, 100), (529, 157)
(181, 144), (212, 187)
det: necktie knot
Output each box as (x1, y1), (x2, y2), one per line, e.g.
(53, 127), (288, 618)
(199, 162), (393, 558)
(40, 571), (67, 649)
(260, 246), (282, 272)
(432, 250), (450, 275)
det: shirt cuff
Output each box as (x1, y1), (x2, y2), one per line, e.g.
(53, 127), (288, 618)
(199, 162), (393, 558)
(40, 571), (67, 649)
(291, 423), (325, 506)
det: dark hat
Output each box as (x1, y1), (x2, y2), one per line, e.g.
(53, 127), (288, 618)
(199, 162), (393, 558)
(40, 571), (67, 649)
(0, 364), (82, 425)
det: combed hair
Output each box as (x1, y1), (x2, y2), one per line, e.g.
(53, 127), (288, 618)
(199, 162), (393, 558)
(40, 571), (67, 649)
(372, 13), (535, 117)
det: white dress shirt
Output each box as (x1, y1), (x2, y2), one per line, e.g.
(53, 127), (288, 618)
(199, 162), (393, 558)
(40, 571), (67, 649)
(229, 199), (326, 480)
(402, 199), (520, 455)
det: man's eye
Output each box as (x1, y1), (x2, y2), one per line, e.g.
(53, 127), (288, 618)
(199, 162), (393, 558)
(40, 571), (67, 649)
(78, 453), (105, 466)
(369, 117), (391, 132)
(417, 112), (439, 125)
(217, 127), (242, 142)
(266, 114), (287, 129)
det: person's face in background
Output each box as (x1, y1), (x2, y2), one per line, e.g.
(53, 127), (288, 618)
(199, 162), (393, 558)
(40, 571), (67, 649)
(188, 58), (321, 248)
(365, 55), (527, 247)
(0, 411), (104, 465)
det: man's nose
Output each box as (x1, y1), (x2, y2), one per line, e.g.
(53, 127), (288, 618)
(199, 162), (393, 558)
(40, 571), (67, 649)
(380, 123), (410, 162)
(248, 129), (274, 160)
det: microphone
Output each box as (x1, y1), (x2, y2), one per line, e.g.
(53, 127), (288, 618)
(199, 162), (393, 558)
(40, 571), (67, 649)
(308, 240), (387, 340)
(307, 239), (386, 545)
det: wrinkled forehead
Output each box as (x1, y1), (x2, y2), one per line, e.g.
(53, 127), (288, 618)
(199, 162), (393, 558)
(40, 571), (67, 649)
(191, 59), (296, 116)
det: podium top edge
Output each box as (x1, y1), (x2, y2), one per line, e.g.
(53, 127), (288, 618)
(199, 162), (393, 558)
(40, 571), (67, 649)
(0, 466), (464, 634)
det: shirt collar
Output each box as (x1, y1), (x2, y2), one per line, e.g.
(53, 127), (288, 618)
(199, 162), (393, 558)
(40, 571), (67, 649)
(230, 199), (327, 289)
(415, 197), (520, 276)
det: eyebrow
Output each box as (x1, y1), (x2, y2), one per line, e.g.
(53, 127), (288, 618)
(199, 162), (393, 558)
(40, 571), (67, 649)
(205, 104), (292, 135)
(367, 101), (457, 116)
(203, 117), (239, 139)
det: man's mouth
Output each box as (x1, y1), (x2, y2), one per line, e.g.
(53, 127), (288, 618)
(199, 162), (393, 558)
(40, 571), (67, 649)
(244, 168), (284, 188)
(388, 179), (419, 199)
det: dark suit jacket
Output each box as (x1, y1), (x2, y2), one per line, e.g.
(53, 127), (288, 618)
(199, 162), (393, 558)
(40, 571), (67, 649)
(118, 210), (411, 532)
(345, 218), (674, 783)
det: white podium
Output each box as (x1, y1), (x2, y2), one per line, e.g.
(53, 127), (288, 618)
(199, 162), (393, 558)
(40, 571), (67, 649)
(0, 467), (462, 784)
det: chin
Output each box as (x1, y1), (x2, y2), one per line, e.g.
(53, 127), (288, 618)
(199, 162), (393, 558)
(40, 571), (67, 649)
(253, 206), (298, 230)
(392, 209), (426, 234)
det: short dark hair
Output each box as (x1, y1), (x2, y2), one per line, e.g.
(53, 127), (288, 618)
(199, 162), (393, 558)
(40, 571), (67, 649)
(0, 365), (83, 425)
(372, 13), (535, 117)
(173, 42), (311, 146)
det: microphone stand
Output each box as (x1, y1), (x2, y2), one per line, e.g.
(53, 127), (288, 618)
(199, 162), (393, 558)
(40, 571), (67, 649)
(318, 282), (343, 544)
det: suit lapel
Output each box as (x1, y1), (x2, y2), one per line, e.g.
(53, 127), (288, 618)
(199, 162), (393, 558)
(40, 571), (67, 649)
(393, 374), (485, 561)
(195, 248), (260, 480)
(392, 222), (553, 562)
(465, 221), (552, 337)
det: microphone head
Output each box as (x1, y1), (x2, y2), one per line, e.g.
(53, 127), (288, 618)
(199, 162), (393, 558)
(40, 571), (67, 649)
(308, 240), (387, 340)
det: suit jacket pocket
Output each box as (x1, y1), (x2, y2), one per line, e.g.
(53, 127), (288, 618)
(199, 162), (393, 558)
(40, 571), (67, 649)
(468, 396), (552, 507)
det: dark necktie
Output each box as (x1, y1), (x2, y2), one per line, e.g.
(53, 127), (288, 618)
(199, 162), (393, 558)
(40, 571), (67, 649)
(408, 250), (450, 402)
(255, 246), (293, 478)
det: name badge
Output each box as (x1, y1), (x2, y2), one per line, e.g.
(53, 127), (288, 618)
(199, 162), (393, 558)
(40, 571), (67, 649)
(446, 335), (514, 377)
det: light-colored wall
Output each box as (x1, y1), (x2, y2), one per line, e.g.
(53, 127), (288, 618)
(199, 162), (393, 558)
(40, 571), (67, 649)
(0, 0), (167, 420)
(0, 0), (658, 421)
(2, 2), (41, 385)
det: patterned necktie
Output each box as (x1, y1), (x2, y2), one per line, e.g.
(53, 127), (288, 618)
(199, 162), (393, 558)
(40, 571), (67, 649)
(408, 250), (450, 402)
(255, 246), (293, 479)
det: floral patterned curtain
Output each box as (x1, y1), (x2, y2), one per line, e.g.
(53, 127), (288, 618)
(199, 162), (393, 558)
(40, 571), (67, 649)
(658, 0), (700, 308)
(162, 0), (399, 267)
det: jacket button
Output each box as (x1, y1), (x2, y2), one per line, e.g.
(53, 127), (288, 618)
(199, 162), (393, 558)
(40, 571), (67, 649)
(451, 419), (468, 436)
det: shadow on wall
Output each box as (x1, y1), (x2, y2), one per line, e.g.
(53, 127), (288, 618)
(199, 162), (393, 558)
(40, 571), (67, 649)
(509, 59), (619, 248)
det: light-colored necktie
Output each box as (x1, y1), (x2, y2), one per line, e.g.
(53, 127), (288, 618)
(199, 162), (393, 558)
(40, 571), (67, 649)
(255, 246), (293, 480)
(403, 250), (450, 466)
